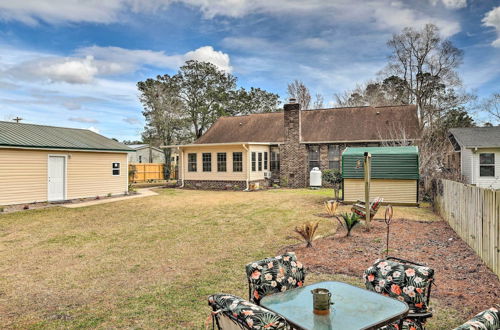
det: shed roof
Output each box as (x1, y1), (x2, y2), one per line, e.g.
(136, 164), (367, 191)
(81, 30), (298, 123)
(0, 121), (133, 152)
(448, 127), (500, 149)
(195, 105), (419, 144)
(342, 146), (419, 180)
(342, 146), (418, 156)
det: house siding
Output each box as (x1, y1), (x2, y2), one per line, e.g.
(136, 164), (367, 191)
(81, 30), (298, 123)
(128, 147), (166, 163)
(461, 148), (473, 184)
(0, 148), (128, 205)
(471, 148), (500, 189)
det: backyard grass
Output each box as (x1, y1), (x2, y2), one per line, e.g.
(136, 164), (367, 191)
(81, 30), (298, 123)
(0, 189), (461, 328)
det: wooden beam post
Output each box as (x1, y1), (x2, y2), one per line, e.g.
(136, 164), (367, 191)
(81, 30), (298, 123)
(364, 152), (372, 230)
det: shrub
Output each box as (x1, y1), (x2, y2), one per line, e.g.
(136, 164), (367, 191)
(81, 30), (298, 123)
(23, 205), (29, 210)
(335, 212), (361, 237)
(107, 193), (112, 197)
(322, 169), (342, 200)
(291, 221), (319, 248)
(0, 206), (4, 212)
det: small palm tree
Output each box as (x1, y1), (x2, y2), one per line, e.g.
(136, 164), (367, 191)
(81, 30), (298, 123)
(324, 200), (339, 217)
(292, 221), (319, 248)
(335, 212), (361, 237)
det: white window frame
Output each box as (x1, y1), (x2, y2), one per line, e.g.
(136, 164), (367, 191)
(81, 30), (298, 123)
(479, 153), (495, 177)
(112, 162), (121, 176)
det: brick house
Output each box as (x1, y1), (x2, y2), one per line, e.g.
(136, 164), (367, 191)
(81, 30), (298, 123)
(167, 101), (420, 189)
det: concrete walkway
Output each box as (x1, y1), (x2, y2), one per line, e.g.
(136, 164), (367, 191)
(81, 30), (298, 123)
(62, 188), (158, 208)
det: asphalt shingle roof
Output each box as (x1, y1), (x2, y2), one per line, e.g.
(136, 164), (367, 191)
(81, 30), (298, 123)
(0, 121), (133, 152)
(449, 127), (500, 148)
(194, 105), (420, 144)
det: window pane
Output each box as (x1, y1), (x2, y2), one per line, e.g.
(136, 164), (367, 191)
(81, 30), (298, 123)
(233, 152), (243, 172)
(480, 165), (495, 177)
(309, 145), (320, 171)
(202, 153), (211, 172)
(480, 153), (495, 165)
(264, 152), (268, 170)
(252, 152), (256, 171)
(329, 161), (340, 170)
(188, 153), (197, 172)
(271, 148), (280, 171)
(258, 153), (262, 171)
(217, 153), (227, 172)
(328, 145), (340, 160)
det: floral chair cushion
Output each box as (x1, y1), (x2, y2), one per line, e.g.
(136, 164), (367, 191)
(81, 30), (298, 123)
(453, 307), (500, 330)
(379, 319), (424, 330)
(364, 259), (434, 313)
(246, 252), (306, 304)
(208, 294), (288, 329)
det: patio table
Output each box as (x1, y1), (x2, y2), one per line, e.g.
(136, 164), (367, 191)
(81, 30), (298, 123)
(260, 281), (408, 330)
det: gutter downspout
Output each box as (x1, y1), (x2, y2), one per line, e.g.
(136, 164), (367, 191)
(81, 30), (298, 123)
(243, 144), (250, 191)
(179, 147), (185, 188)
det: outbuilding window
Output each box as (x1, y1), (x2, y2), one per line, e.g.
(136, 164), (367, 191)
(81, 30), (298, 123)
(233, 152), (243, 172)
(252, 152), (256, 171)
(112, 162), (120, 176)
(217, 153), (227, 172)
(308, 145), (320, 171)
(202, 153), (212, 172)
(479, 153), (495, 177)
(188, 153), (197, 172)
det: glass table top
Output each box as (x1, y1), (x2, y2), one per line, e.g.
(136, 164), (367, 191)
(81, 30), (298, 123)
(260, 281), (408, 330)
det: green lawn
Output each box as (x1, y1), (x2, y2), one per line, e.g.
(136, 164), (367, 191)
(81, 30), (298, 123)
(0, 189), (453, 329)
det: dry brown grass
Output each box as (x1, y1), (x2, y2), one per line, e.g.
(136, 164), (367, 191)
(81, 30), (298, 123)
(0, 189), (441, 328)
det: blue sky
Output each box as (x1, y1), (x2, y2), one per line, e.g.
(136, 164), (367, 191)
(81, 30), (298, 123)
(0, 0), (499, 140)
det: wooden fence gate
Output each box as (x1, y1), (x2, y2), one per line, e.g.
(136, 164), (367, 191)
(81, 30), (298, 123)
(129, 163), (165, 182)
(434, 179), (500, 278)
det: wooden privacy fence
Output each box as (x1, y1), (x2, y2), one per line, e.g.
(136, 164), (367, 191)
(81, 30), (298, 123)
(434, 179), (500, 278)
(129, 163), (165, 182)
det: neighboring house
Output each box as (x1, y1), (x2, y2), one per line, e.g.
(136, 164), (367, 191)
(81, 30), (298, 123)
(448, 127), (500, 189)
(0, 121), (133, 205)
(128, 144), (167, 164)
(167, 101), (420, 189)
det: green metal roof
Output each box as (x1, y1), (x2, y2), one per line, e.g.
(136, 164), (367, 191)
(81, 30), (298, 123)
(342, 146), (418, 156)
(342, 146), (419, 180)
(0, 121), (133, 152)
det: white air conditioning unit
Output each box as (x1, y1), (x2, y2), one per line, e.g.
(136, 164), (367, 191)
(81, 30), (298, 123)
(264, 171), (272, 179)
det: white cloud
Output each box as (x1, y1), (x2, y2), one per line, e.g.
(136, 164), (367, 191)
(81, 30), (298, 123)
(123, 117), (141, 125)
(69, 117), (99, 123)
(0, 0), (461, 38)
(2, 45), (232, 85)
(483, 6), (500, 47)
(87, 126), (100, 133)
(429, 0), (467, 9)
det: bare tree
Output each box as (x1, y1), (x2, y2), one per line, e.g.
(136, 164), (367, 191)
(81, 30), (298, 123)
(312, 93), (324, 109)
(383, 24), (464, 129)
(482, 92), (500, 124)
(287, 80), (311, 110)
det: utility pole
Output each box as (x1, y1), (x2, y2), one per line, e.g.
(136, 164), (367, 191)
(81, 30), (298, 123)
(13, 117), (23, 123)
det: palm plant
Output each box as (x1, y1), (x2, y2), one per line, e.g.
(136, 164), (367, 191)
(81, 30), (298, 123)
(292, 221), (319, 248)
(335, 212), (361, 237)
(324, 200), (339, 217)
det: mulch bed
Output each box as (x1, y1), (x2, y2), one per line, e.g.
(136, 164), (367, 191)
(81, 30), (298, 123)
(292, 217), (500, 318)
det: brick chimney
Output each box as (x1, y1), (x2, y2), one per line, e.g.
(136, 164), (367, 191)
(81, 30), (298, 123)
(279, 99), (308, 187)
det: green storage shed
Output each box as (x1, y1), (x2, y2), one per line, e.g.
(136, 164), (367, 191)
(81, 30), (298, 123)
(342, 146), (419, 205)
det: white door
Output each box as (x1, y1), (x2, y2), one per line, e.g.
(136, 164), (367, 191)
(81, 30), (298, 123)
(48, 156), (65, 201)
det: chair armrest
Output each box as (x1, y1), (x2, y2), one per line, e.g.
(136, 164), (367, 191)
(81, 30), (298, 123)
(407, 311), (433, 319)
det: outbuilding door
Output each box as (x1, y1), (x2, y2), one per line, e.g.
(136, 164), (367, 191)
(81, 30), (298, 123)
(48, 156), (66, 201)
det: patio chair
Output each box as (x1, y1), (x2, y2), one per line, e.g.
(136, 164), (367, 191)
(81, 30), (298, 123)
(351, 197), (383, 220)
(208, 293), (288, 330)
(363, 257), (435, 328)
(245, 252), (306, 305)
(453, 307), (500, 330)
